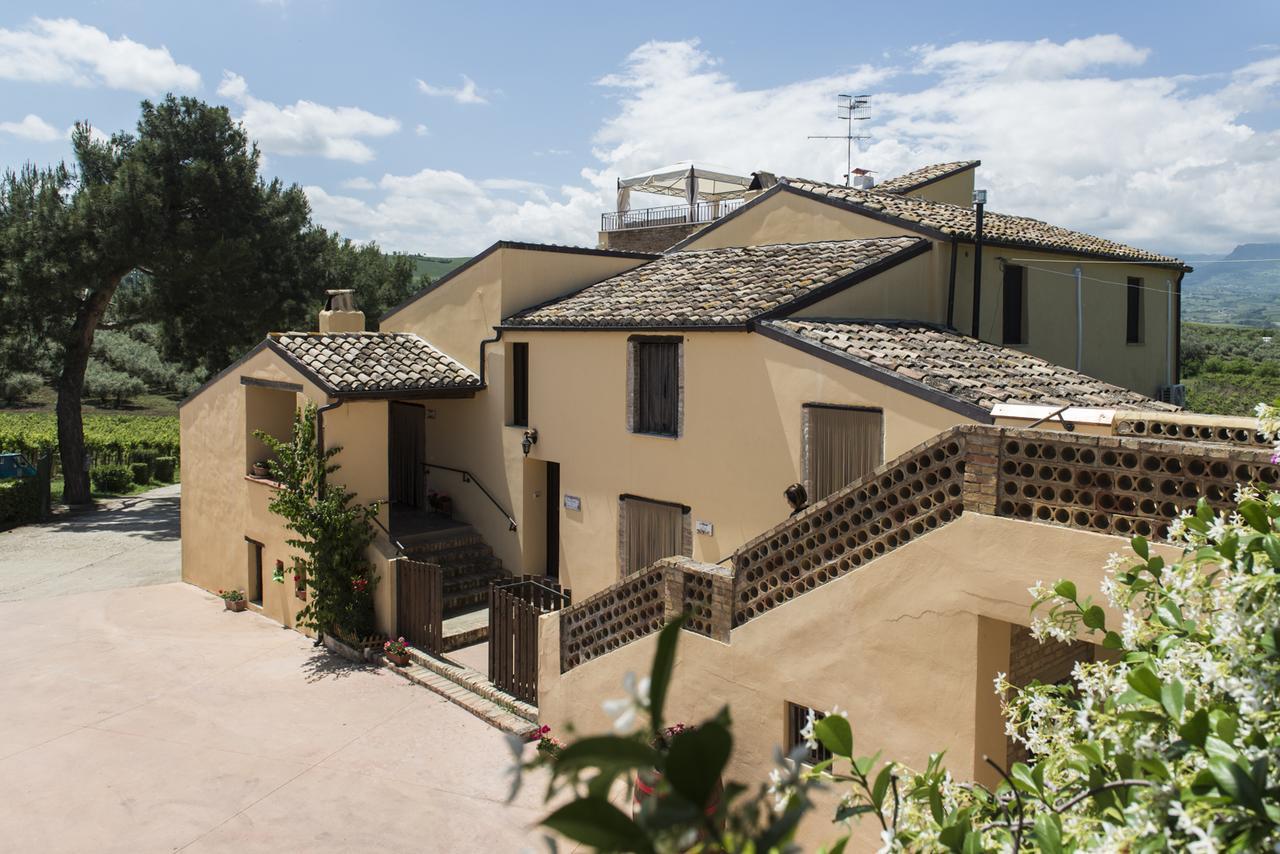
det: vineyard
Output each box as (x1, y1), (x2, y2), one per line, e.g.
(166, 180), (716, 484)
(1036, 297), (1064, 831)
(0, 412), (179, 465)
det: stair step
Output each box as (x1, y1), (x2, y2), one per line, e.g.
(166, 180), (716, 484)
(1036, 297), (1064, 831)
(405, 645), (539, 723)
(388, 662), (538, 737)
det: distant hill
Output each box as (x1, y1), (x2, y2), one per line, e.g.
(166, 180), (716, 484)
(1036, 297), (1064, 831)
(1181, 242), (1280, 327)
(403, 254), (470, 282)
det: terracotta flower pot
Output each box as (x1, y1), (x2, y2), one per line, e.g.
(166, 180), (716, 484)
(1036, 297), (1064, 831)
(633, 769), (723, 825)
(225, 599), (247, 612)
(250, 464), (269, 478)
(386, 651), (410, 666)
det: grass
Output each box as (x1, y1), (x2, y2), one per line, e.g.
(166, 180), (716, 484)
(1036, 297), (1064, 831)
(49, 476), (171, 502)
(2, 386), (182, 417)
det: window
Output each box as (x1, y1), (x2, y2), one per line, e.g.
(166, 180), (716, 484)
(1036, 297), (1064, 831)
(1126, 277), (1143, 344)
(630, 338), (681, 437)
(247, 538), (264, 605)
(804, 405), (884, 501)
(619, 495), (690, 575)
(786, 702), (831, 765)
(1002, 264), (1026, 346)
(510, 342), (529, 427)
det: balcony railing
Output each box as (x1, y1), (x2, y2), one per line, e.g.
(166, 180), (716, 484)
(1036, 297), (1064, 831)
(600, 199), (745, 232)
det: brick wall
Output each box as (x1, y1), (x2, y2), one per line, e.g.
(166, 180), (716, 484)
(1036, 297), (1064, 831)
(1005, 623), (1095, 767)
(597, 223), (704, 253)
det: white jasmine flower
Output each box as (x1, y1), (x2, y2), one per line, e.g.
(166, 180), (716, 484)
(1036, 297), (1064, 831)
(601, 671), (650, 734)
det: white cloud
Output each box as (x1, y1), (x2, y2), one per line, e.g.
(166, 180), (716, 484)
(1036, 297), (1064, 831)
(0, 17), (200, 93)
(217, 71), (400, 163)
(308, 36), (1280, 255)
(0, 114), (62, 142)
(415, 123), (430, 137)
(416, 75), (488, 105)
(340, 177), (376, 190)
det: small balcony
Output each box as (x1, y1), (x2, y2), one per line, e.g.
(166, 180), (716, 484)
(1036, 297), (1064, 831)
(600, 199), (747, 233)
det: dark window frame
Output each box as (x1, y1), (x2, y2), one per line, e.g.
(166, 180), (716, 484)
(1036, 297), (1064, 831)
(1002, 264), (1027, 346)
(630, 336), (681, 438)
(1126, 277), (1144, 344)
(511, 342), (529, 427)
(785, 701), (832, 765)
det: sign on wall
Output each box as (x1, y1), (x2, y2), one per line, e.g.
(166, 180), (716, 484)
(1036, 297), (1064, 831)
(695, 520), (714, 535)
(563, 495), (582, 512)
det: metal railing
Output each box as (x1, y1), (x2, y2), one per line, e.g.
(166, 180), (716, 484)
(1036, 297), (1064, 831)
(600, 199), (745, 232)
(423, 463), (518, 531)
(369, 508), (407, 556)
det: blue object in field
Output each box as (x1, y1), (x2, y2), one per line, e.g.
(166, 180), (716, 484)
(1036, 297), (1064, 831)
(0, 452), (37, 479)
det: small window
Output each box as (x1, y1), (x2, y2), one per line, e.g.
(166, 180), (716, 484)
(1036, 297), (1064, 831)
(1002, 265), (1026, 346)
(786, 702), (831, 765)
(631, 338), (680, 437)
(1126, 277), (1143, 344)
(510, 342), (529, 427)
(247, 539), (264, 605)
(619, 494), (690, 576)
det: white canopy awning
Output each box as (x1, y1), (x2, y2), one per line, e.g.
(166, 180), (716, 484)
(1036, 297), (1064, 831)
(615, 161), (753, 211)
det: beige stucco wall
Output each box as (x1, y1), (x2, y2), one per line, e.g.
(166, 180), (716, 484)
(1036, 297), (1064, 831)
(538, 514), (1183, 850)
(793, 248), (946, 324)
(506, 329), (972, 600)
(684, 190), (1179, 396)
(903, 168), (976, 207)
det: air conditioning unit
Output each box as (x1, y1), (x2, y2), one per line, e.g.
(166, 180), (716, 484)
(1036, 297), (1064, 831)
(1157, 384), (1187, 407)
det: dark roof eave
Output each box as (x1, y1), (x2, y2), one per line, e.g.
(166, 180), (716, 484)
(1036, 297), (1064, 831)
(500, 322), (752, 333)
(330, 385), (481, 400)
(753, 320), (995, 423)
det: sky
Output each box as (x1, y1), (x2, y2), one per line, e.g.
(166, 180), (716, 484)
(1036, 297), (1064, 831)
(1, 1), (1278, 257)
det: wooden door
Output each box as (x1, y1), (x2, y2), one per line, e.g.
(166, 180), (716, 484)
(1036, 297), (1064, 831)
(389, 402), (425, 508)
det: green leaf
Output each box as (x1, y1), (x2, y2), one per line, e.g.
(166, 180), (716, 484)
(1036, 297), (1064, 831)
(1074, 741), (1105, 767)
(1263, 535), (1280, 568)
(1102, 631), (1124, 650)
(1082, 605), (1107, 631)
(1179, 708), (1210, 747)
(1131, 535), (1149, 559)
(665, 722), (731, 808)
(554, 736), (660, 776)
(1053, 579), (1078, 600)
(1239, 500), (1270, 534)
(1034, 813), (1064, 854)
(870, 764), (893, 811)
(1195, 498), (1214, 522)
(1160, 680), (1186, 721)
(648, 616), (684, 735)
(1010, 762), (1039, 795)
(814, 715), (854, 759)
(822, 837), (849, 854)
(1126, 666), (1163, 703)
(541, 798), (654, 853)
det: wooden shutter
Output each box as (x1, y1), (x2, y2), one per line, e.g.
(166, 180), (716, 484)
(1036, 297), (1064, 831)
(1002, 265), (1025, 345)
(806, 406), (883, 501)
(621, 496), (683, 574)
(635, 340), (679, 436)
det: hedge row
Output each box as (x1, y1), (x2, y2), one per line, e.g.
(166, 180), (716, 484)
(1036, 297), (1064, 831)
(0, 413), (179, 466)
(0, 478), (40, 525)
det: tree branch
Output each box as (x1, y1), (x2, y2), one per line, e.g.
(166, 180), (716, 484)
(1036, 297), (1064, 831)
(983, 755), (1024, 852)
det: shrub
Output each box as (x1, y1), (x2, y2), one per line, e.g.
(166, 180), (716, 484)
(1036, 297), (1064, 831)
(0, 478), (40, 524)
(0, 412), (179, 464)
(84, 361), (145, 408)
(0, 372), (42, 405)
(129, 461), (151, 485)
(91, 464), (132, 494)
(153, 456), (176, 482)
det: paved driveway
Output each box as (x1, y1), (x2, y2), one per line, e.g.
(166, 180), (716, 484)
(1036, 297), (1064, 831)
(0, 489), (558, 853)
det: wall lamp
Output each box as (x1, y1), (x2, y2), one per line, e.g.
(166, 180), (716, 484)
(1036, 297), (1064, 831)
(521, 428), (539, 456)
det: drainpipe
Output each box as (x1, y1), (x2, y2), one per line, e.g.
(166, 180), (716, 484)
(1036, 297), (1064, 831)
(1174, 269), (1186, 383)
(478, 327), (503, 387)
(1074, 266), (1083, 372)
(945, 237), (959, 328)
(1165, 278), (1174, 388)
(316, 398), (344, 485)
(970, 191), (986, 338)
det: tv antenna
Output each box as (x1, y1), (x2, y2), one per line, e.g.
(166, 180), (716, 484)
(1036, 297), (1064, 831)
(808, 94), (871, 186)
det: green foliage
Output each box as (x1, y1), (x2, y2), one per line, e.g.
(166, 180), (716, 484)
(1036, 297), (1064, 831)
(1181, 322), (1280, 416)
(258, 404), (378, 638)
(0, 372), (43, 405)
(90, 464), (132, 493)
(128, 461), (151, 485)
(0, 477), (40, 524)
(0, 412), (178, 464)
(153, 456), (176, 483)
(84, 361), (146, 408)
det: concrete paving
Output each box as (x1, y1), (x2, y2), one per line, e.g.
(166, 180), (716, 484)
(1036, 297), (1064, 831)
(0, 483), (182, 602)
(0, 582), (558, 853)
(0, 492), (565, 852)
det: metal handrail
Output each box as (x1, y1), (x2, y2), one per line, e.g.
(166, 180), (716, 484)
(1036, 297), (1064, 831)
(424, 463), (518, 531)
(369, 506), (407, 556)
(494, 575), (571, 610)
(600, 199), (745, 232)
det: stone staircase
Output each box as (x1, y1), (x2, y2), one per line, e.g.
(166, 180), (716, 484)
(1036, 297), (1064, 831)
(400, 524), (509, 648)
(385, 645), (539, 738)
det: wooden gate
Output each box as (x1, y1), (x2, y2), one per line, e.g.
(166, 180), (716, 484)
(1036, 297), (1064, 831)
(396, 558), (443, 654)
(489, 577), (570, 704)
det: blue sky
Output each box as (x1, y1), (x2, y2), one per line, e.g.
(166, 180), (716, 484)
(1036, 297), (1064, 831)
(1, 1), (1278, 255)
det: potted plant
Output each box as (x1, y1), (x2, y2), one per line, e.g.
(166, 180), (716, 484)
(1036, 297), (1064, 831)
(633, 723), (724, 823)
(383, 636), (410, 666)
(532, 725), (566, 759)
(250, 460), (270, 478)
(219, 589), (247, 612)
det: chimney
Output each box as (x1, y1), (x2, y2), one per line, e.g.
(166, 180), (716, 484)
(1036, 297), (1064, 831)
(318, 289), (365, 333)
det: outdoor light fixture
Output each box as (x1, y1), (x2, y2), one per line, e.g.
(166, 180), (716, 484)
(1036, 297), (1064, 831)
(521, 428), (538, 457)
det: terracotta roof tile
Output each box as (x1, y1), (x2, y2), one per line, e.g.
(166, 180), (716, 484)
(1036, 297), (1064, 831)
(766, 319), (1175, 411)
(270, 332), (480, 395)
(780, 178), (1183, 266)
(875, 161), (979, 194)
(505, 238), (926, 328)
